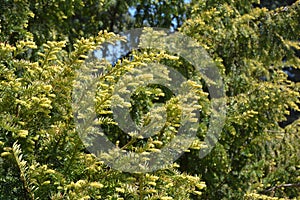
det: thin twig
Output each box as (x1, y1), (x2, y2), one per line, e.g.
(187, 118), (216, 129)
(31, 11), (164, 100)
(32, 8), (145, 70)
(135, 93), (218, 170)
(263, 183), (300, 193)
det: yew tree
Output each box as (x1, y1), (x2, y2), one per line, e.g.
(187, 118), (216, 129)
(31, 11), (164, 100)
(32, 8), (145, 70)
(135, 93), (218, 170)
(0, 0), (300, 199)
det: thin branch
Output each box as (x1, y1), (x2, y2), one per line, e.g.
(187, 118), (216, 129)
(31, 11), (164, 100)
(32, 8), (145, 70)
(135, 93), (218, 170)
(139, 174), (144, 200)
(121, 137), (137, 150)
(12, 143), (35, 200)
(263, 183), (300, 193)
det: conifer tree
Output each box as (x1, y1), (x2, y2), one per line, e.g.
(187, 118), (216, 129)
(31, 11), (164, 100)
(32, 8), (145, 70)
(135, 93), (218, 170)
(0, 0), (299, 199)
